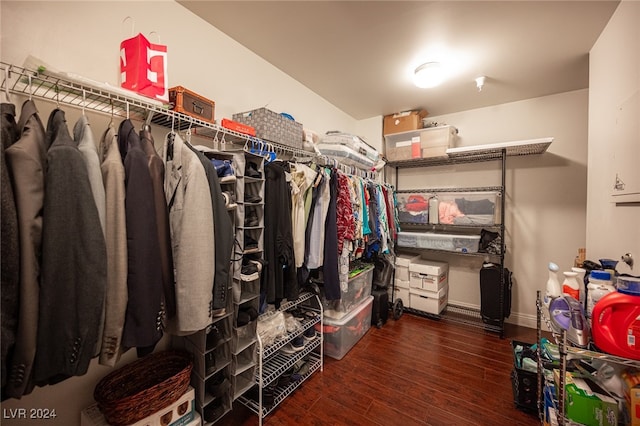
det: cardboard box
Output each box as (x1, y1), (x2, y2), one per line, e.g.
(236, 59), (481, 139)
(409, 258), (449, 277)
(409, 271), (448, 292)
(409, 285), (448, 314)
(383, 110), (428, 135)
(389, 285), (409, 305)
(394, 278), (410, 290)
(81, 387), (195, 426)
(395, 253), (421, 281)
(554, 370), (618, 426)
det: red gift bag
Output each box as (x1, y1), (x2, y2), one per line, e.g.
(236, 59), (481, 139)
(120, 33), (168, 102)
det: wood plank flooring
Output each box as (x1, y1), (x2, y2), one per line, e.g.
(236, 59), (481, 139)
(218, 314), (541, 426)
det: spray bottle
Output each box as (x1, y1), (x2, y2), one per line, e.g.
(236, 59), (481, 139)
(545, 262), (561, 305)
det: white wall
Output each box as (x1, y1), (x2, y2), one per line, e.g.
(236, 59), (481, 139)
(587, 0), (639, 273)
(0, 1), (356, 137)
(391, 90), (589, 327)
(0, 1), (361, 424)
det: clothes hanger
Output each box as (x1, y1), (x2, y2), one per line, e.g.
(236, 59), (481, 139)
(2, 67), (13, 103)
(82, 89), (86, 116)
(108, 97), (115, 128)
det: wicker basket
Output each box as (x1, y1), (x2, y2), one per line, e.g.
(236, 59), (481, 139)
(93, 350), (193, 426)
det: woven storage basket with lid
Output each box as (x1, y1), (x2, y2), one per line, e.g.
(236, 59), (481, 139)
(93, 350), (192, 426)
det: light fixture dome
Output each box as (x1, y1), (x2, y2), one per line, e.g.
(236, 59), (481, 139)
(413, 62), (444, 89)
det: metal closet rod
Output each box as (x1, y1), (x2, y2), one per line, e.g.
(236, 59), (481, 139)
(0, 62), (265, 152)
(0, 61), (377, 171)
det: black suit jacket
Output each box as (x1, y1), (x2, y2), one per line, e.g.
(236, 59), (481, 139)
(1, 103), (20, 398)
(119, 120), (163, 355)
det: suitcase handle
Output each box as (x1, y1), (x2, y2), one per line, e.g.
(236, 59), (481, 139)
(191, 101), (204, 115)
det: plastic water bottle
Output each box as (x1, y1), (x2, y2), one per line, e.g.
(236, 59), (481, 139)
(428, 196), (439, 225)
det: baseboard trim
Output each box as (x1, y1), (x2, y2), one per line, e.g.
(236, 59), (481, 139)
(447, 300), (538, 330)
(505, 312), (537, 330)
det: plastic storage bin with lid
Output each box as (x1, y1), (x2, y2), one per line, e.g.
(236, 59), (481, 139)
(317, 296), (373, 360)
(321, 263), (374, 320)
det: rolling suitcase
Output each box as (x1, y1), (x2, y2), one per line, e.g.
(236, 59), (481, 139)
(480, 262), (513, 326)
(371, 288), (389, 328)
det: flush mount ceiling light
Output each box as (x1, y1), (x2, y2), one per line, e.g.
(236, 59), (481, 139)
(413, 62), (445, 89)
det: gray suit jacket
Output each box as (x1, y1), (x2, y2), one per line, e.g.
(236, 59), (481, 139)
(4, 100), (47, 398)
(163, 132), (215, 335)
(34, 109), (107, 385)
(1, 103), (20, 397)
(73, 114), (106, 357)
(98, 125), (128, 367)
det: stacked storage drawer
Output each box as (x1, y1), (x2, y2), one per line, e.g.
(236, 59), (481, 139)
(408, 259), (449, 314)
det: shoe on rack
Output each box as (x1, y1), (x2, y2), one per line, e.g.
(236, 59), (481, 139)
(206, 374), (231, 399)
(303, 326), (316, 342)
(237, 310), (251, 327)
(280, 335), (305, 354)
(262, 383), (276, 407)
(211, 307), (226, 318)
(211, 158), (236, 182)
(221, 191), (237, 209)
(202, 399), (225, 423)
(245, 193), (262, 204)
(205, 351), (216, 375)
(244, 211), (259, 227)
(244, 234), (259, 251)
(206, 324), (222, 349)
(240, 262), (260, 281)
(245, 161), (262, 178)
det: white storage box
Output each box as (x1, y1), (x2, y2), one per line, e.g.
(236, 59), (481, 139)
(394, 278), (410, 289)
(409, 259), (448, 292)
(81, 387), (196, 426)
(389, 286), (410, 305)
(409, 286), (448, 315)
(397, 231), (481, 253)
(318, 296), (373, 360)
(395, 253), (422, 281)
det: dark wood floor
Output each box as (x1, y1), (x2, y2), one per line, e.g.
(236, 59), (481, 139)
(218, 313), (541, 426)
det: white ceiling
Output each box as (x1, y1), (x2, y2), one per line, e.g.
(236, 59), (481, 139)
(179, 1), (619, 120)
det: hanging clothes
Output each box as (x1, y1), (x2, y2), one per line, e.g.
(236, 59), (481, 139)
(185, 142), (232, 315)
(162, 132), (215, 335)
(297, 167), (324, 287)
(119, 119), (163, 355)
(289, 162), (317, 268)
(264, 161), (296, 304)
(335, 171), (355, 255)
(34, 108), (107, 385)
(4, 100), (47, 398)
(1, 102), (20, 399)
(322, 168), (340, 300)
(97, 124), (128, 367)
(73, 115), (106, 237)
(73, 114), (106, 357)
(306, 168), (331, 269)
(140, 125), (176, 320)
